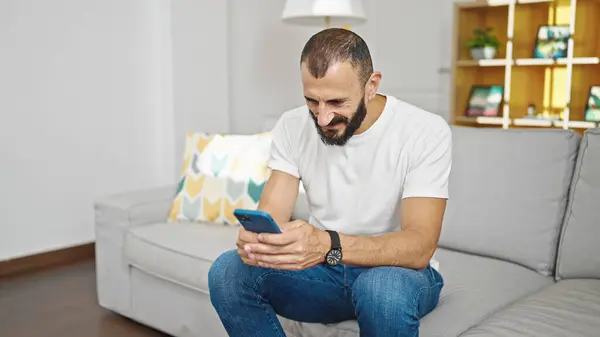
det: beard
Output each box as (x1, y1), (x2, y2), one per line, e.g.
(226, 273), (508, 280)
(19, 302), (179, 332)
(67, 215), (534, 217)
(309, 99), (367, 146)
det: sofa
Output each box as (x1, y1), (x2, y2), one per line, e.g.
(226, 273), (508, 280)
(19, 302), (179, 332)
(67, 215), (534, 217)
(95, 126), (600, 337)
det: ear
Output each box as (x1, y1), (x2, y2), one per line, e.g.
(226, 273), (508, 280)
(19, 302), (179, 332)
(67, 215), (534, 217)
(364, 71), (382, 101)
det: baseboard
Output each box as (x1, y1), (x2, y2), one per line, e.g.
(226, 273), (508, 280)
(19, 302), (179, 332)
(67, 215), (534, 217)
(0, 243), (95, 278)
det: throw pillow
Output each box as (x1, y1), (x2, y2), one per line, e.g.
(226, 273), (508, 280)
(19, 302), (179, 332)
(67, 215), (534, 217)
(168, 131), (272, 225)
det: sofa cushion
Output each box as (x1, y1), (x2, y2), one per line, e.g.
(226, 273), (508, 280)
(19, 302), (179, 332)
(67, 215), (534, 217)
(439, 127), (580, 275)
(557, 128), (600, 280)
(280, 248), (553, 337)
(460, 279), (600, 337)
(124, 222), (238, 293)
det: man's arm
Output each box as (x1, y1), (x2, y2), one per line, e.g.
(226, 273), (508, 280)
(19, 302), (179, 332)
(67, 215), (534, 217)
(324, 197), (446, 269)
(257, 170), (300, 226)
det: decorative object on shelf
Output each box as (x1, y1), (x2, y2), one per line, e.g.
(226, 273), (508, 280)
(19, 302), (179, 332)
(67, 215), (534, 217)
(466, 27), (501, 61)
(584, 85), (600, 122)
(281, 0), (366, 28)
(465, 85), (504, 117)
(526, 103), (537, 118)
(533, 25), (570, 59)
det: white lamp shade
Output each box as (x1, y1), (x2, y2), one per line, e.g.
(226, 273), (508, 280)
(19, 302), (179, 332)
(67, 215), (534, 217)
(281, 0), (367, 26)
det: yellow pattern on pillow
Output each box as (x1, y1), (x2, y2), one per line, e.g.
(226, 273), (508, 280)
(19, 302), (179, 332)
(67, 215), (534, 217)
(168, 131), (272, 225)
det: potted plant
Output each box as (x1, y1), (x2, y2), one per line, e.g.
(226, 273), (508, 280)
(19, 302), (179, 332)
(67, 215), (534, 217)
(467, 27), (501, 60)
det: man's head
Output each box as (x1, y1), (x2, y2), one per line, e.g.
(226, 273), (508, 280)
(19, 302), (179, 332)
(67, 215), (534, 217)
(300, 28), (381, 146)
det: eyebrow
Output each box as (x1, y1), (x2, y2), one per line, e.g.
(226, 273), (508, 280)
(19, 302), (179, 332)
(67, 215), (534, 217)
(304, 96), (349, 104)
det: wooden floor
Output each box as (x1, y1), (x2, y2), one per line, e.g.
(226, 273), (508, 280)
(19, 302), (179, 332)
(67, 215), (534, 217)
(0, 260), (170, 337)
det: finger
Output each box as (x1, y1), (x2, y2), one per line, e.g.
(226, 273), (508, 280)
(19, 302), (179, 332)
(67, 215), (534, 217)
(258, 230), (299, 246)
(239, 227), (259, 243)
(237, 247), (248, 258)
(245, 243), (292, 255)
(253, 253), (300, 265)
(238, 250), (259, 266)
(242, 258), (259, 267)
(257, 262), (305, 271)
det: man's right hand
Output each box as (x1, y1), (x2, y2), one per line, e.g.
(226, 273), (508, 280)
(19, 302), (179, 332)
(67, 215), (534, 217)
(236, 227), (260, 266)
(237, 169), (301, 267)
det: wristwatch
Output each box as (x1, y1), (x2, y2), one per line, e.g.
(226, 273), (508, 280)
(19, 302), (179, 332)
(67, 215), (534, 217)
(324, 230), (343, 266)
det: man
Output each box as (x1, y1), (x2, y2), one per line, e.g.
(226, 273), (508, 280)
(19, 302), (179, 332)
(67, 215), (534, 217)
(208, 28), (451, 337)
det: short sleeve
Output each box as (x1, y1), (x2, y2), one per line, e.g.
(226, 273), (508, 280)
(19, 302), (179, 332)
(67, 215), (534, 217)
(402, 124), (452, 199)
(268, 115), (300, 178)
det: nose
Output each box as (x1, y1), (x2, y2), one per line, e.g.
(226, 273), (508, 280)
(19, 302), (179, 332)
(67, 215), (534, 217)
(316, 103), (335, 127)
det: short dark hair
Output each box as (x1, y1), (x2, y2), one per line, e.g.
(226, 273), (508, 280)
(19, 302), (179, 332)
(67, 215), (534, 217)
(300, 28), (373, 86)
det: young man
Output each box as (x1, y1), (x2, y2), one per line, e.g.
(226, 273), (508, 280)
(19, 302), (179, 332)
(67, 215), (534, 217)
(208, 28), (451, 337)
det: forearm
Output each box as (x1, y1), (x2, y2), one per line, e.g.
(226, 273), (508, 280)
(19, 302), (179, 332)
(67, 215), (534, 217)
(330, 230), (436, 270)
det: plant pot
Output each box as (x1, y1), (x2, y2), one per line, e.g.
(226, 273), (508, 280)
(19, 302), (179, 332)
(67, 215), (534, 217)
(471, 46), (497, 60)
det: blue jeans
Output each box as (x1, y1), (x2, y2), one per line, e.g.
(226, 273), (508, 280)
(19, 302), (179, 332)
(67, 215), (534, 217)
(208, 250), (444, 337)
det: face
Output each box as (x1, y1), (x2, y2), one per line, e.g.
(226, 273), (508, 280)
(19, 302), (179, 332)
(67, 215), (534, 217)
(308, 97), (367, 146)
(301, 61), (371, 146)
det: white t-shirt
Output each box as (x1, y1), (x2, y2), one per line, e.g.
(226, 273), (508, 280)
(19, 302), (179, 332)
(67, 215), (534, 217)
(268, 94), (452, 269)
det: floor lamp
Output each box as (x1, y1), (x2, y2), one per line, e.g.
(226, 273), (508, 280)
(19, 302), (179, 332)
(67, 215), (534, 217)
(281, 0), (367, 29)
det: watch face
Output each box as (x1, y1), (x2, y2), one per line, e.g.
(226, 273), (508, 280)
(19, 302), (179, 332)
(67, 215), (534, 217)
(326, 249), (342, 266)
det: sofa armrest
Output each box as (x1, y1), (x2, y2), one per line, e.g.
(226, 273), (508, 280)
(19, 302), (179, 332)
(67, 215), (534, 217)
(95, 185), (176, 228)
(94, 185), (175, 316)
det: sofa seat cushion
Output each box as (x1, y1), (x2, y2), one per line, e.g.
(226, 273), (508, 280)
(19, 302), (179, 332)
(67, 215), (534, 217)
(280, 248), (554, 337)
(124, 222), (238, 293)
(461, 279), (600, 337)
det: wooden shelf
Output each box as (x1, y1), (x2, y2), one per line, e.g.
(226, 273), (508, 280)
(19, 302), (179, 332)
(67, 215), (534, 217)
(451, 0), (600, 134)
(457, 59), (509, 67)
(456, 116), (507, 125)
(456, 57), (599, 67)
(458, 0), (512, 8)
(460, 0), (554, 7)
(554, 120), (598, 128)
(570, 57), (600, 65)
(514, 58), (559, 66)
(518, 0), (555, 3)
(513, 117), (554, 126)
(458, 117), (597, 129)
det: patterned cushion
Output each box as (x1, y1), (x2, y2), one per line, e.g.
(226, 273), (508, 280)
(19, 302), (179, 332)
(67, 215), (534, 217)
(168, 131), (272, 225)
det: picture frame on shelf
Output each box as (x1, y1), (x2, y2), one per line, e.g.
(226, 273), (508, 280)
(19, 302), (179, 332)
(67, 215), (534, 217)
(533, 25), (570, 59)
(465, 85), (504, 117)
(584, 85), (600, 122)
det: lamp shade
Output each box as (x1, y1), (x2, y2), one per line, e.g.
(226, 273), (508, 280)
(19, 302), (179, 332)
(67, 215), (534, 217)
(281, 0), (367, 26)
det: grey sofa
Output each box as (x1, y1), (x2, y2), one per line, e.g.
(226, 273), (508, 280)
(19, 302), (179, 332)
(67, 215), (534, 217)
(95, 126), (600, 337)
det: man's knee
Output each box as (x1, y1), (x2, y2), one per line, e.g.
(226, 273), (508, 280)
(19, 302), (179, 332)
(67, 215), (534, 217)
(208, 250), (244, 299)
(352, 266), (425, 318)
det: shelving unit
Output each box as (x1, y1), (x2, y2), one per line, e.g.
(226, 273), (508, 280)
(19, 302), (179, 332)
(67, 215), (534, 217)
(450, 0), (600, 132)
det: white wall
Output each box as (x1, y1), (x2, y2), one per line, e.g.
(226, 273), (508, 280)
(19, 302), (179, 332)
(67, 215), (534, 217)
(0, 0), (176, 260)
(171, 0), (230, 168)
(372, 0), (449, 120)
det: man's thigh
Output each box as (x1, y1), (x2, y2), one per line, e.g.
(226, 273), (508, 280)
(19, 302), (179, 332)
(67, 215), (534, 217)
(210, 250), (356, 324)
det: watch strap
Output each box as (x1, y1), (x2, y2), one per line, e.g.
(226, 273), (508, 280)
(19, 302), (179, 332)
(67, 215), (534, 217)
(326, 230), (341, 250)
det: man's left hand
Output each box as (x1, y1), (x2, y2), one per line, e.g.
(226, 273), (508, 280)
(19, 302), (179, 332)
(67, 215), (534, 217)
(243, 220), (329, 270)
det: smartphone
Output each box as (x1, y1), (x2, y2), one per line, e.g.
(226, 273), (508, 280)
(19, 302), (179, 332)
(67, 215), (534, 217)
(233, 209), (281, 234)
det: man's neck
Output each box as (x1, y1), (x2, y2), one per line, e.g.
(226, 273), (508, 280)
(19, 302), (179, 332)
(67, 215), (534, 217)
(355, 94), (387, 135)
